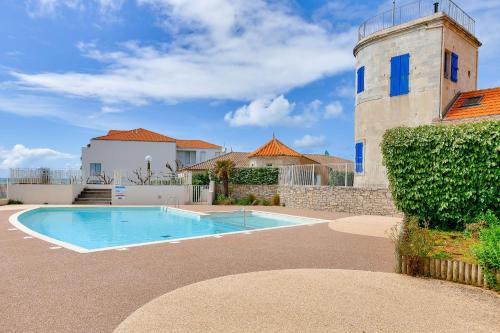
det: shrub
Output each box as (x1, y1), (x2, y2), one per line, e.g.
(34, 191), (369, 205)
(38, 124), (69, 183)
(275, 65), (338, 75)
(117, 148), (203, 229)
(382, 121), (500, 230)
(472, 211), (500, 289)
(391, 216), (434, 276)
(271, 193), (280, 206)
(247, 193), (257, 204)
(7, 199), (23, 205)
(214, 194), (234, 205)
(192, 171), (210, 185)
(230, 167), (279, 185)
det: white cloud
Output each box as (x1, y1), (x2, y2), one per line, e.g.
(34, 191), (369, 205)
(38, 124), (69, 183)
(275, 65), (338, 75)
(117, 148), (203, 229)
(224, 95), (319, 127)
(101, 105), (123, 113)
(26, 0), (124, 19)
(15, 0), (356, 103)
(324, 101), (343, 118)
(0, 144), (75, 170)
(0, 93), (133, 130)
(293, 134), (326, 149)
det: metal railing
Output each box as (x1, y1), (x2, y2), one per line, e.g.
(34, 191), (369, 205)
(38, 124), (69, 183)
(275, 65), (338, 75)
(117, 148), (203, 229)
(358, 0), (475, 41)
(9, 168), (82, 185)
(278, 163), (355, 187)
(0, 180), (7, 199)
(113, 170), (186, 186)
(190, 185), (209, 203)
(278, 163), (389, 188)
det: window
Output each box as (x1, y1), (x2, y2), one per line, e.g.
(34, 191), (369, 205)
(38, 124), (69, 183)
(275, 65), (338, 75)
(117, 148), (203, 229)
(461, 96), (483, 108)
(90, 163), (101, 176)
(451, 52), (459, 82)
(200, 151), (206, 162)
(355, 142), (363, 174)
(390, 53), (410, 97)
(357, 66), (365, 93)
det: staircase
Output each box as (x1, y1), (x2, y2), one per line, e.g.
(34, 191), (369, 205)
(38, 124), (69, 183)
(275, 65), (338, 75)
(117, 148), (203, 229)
(73, 188), (112, 205)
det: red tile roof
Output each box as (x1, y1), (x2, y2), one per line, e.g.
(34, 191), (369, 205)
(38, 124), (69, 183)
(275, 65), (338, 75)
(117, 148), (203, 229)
(248, 137), (302, 157)
(182, 152), (353, 171)
(94, 128), (220, 149)
(445, 87), (500, 120)
(95, 128), (176, 142)
(176, 140), (222, 149)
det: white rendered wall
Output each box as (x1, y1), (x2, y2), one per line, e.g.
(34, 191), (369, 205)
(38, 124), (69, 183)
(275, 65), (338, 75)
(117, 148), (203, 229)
(81, 140), (177, 179)
(8, 184), (84, 204)
(112, 185), (190, 205)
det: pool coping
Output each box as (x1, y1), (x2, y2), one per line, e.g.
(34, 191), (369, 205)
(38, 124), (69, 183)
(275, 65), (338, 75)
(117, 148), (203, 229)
(8, 206), (332, 254)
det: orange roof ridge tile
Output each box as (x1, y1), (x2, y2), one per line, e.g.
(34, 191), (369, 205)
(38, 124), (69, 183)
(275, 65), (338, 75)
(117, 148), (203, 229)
(248, 137), (302, 157)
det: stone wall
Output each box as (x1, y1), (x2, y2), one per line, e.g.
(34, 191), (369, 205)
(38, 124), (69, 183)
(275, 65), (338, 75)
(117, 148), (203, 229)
(217, 184), (400, 216)
(218, 184), (280, 201)
(279, 186), (400, 217)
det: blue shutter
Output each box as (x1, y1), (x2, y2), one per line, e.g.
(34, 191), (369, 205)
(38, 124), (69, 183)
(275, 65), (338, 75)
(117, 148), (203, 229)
(355, 142), (363, 173)
(399, 54), (410, 95)
(357, 66), (365, 93)
(390, 56), (401, 96)
(451, 52), (458, 82)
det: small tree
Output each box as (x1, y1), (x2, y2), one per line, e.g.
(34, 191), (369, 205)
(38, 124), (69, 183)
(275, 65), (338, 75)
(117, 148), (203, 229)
(214, 159), (235, 197)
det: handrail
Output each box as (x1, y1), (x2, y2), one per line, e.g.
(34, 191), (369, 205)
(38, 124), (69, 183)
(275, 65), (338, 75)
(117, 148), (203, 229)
(358, 0), (475, 41)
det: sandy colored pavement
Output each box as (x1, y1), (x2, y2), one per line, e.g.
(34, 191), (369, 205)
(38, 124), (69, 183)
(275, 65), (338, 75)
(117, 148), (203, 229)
(329, 215), (402, 238)
(0, 208), (395, 333)
(115, 269), (500, 333)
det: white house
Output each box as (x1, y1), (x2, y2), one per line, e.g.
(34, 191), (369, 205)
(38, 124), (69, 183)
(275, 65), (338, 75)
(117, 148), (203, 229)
(81, 128), (222, 181)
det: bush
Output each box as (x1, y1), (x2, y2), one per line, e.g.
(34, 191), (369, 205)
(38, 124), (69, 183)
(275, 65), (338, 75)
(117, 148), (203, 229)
(247, 193), (257, 204)
(8, 199), (23, 205)
(472, 226), (500, 289)
(472, 211), (500, 289)
(382, 121), (500, 230)
(214, 194), (234, 205)
(230, 167), (279, 185)
(271, 193), (280, 206)
(192, 171), (210, 185)
(391, 216), (434, 276)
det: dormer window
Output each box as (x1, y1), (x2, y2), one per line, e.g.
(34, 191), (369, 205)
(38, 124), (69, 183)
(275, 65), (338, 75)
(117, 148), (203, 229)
(461, 96), (483, 108)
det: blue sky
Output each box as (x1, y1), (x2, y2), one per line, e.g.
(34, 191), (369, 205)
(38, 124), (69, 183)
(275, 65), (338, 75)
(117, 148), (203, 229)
(1, 0), (499, 175)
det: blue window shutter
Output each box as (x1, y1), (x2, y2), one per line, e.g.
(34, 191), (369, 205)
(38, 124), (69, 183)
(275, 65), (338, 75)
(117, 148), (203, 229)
(355, 142), (363, 173)
(390, 56), (401, 96)
(399, 54), (410, 95)
(357, 66), (365, 93)
(451, 52), (458, 82)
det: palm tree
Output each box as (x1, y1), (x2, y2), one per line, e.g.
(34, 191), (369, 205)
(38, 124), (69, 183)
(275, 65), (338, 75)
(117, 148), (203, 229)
(213, 159), (235, 197)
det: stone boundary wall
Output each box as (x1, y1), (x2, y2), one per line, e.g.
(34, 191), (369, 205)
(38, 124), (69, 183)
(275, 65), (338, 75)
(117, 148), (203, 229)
(220, 184), (280, 201)
(218, 184), (400, 216)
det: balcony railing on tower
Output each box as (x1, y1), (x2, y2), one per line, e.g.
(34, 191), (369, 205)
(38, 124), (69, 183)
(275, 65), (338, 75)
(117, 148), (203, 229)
(358, 0), (475, 41)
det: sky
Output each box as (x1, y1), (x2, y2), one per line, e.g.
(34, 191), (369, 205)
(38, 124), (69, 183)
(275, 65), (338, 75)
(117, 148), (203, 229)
(1, 0), (499, 176)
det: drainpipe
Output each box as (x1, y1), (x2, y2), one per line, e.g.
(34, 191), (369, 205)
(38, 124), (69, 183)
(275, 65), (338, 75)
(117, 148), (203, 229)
(392, 0), (396, 25)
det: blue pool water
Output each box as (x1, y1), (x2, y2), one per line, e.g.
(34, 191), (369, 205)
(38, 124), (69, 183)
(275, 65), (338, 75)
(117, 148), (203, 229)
(17, 207), (314, 251)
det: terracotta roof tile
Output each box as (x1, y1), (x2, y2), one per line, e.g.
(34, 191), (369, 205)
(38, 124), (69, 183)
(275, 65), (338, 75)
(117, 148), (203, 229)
(445, 87), (500, 120)
(95, 128), (176, 142)
(248, 137), (302, 157)
(182, 152), (250, 171)
(176, 140), (222, 149)
(182, 152), (353, 171)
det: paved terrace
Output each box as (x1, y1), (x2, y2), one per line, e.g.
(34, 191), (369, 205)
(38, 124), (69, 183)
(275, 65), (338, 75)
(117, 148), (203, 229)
(1, 205), (498, 332)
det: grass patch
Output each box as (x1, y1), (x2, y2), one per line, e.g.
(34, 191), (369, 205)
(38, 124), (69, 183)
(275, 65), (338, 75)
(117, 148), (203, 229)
(429, 230), (479, 264)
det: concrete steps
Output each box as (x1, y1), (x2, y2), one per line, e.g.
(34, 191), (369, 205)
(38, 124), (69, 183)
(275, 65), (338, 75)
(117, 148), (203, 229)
(73, 188), (112, 205)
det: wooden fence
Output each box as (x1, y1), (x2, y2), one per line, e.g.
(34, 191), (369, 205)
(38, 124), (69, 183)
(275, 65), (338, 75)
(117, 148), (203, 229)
(399, 255), (499, 289)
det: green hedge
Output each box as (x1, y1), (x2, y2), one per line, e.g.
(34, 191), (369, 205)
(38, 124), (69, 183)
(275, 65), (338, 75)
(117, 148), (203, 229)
(382, 121), (500, 230)
(209, 167), (279, 185)
(192, 171), (210, 185)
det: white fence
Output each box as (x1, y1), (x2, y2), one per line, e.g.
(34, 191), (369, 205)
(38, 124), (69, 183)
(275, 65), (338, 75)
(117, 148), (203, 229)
(190, 185), (209, 204)
(278, 164), (355, 187)
(9, 168), (82, 185)
(9, 168), (189, 186)
(0, 183), (7, 199)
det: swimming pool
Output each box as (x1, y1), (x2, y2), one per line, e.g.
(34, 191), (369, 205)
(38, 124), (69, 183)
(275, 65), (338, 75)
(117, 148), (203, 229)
(13, 207), (326, 252)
